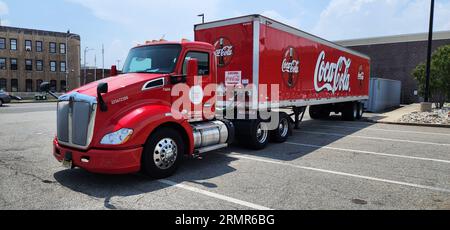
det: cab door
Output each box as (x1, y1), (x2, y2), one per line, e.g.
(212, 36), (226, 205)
(180, 50), (215, 121)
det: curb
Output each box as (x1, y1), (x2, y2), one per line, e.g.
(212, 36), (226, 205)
(11, 100), (58, 104)
(365, 119), (450, 129)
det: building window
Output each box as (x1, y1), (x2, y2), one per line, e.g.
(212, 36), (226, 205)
(11, 79), (18, 92)
(50, 80), (57, 92)
(60, 62), (66, 73)
(26, 79), (33, 92)
(49, 42), (56, 53)
(25, 40), (32, 51)
(36, 41), (43, 52)
(10, 58), (17, 70)
(60, 80), (67, 92)
(60, 43), (66, 54)
(25, 59), (33, 71)
(50, 61), (56, 72)
(0, 78), (6, 91)
(0, 38), (5, 49)
(10, 39), (17, 50)
(0, 58), (6, 70)
(36, 60), (43, 71)
(36, 79), (43, 92)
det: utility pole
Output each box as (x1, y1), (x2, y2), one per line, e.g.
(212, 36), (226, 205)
(83, 47), (94, 85)
(198, 14), (205, 24)
(102, 44), (105, 79)
(117, 60), (121, 71)
(94, 54), (97, 82)
(424, 0), (435, 103)
(65, 31), (77, 91)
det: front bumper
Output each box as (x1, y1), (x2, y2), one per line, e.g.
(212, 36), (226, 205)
(53, 139), (142, 174)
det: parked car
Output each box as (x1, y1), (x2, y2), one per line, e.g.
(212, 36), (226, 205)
(0, 90), (12, 106)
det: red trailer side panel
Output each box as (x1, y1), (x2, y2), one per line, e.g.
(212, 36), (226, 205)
(195, 15), (370, 109)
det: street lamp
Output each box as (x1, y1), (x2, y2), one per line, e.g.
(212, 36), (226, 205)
(198, 13), (205, 24)
(83, 47), (95, 85)
(425, 0), (435, 103)
(66, 31), (78, 91)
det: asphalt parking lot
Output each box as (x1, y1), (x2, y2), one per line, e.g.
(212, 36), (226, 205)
(1, 103), (449, 210)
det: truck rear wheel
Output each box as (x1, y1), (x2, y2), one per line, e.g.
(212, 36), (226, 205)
(248, 119), (270, 150)
(141, 128), (184, 179)
(271, 112), (291, 143)
(309, 105), (330, 120)
(342, 102), (358, 121)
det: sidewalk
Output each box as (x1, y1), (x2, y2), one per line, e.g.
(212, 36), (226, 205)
(364, 104), (450, 128)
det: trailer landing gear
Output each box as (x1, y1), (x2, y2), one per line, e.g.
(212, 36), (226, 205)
(292, 107), (306, 130)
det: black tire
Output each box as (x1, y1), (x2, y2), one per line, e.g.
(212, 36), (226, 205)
(356, 102), (364, 120)
(271, 112), (291, 143)
(141, 127), (184, 179)
(342, 102), (358, 121)
(0, 99), (3, 107)
(309, 105), (330, 120)
(247, 119), (270, 150)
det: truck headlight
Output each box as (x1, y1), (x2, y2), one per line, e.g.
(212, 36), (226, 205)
(100, 128), (134, 145)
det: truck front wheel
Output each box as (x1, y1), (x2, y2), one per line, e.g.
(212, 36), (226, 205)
(141, 128), (184, 179)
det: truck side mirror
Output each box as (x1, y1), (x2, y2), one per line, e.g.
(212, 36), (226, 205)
(39, 82), (59, 99)
(110, 65), (118, 77)
(40, 82), (50, 92)
(186, 58), (198, 86)
(97, 82), (108, 112)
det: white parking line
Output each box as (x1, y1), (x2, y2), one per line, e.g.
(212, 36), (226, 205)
(286, 142), (450, 164)
(305, 124), (450, 137)
(294, 130), (450, 146)
(158, 179), (273, 210)
(228, 154), (450, 194)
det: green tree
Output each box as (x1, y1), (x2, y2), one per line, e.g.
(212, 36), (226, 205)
(413, 45), (450, 109)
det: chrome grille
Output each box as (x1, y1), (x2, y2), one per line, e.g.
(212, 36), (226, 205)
(57, 96), (97, 150)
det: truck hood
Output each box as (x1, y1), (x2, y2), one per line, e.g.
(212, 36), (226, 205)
(67, 73), (169, 98)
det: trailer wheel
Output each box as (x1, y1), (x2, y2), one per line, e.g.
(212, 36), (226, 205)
(356, 102), (364, 120)
(309, 105), (330, 120)
(342, 102), (358, 121)
(271, 112), (291, 143)
(248, 119), (270, 150)
(141, 128), (184, 179)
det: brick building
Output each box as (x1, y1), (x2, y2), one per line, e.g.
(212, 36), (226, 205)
(336, 31), (450, 104)
(0, 26), (81, 94)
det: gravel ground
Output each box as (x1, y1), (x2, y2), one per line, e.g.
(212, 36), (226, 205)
(400, 107), (450, 125)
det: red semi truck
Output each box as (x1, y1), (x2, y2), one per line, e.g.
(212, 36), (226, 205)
(44, 15), (370, 178)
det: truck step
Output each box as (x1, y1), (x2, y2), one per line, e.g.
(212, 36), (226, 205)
(195, 143), (228, 155)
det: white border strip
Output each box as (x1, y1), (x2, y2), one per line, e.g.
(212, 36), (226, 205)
(307, 124), (450, 137)
(295, 130), (450, 146)
(252, 19), (260, 110)
(230, 154), (450, 194)
(286, 142), (450, 164)
(158, 179), (273, 210)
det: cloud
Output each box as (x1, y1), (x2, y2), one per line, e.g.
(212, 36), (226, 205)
(0, 1), (8, 15)
(313, 0), (450, 40)
(261, 10), (302, 28)
(68, 0), (222, 40)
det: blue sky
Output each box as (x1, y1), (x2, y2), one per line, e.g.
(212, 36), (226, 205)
(1, 0), (450, 68)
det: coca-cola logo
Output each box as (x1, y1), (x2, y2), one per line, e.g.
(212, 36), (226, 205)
(214, 37), (233, 67)
(281, 47), (300, 88)
(314, 51), (351, 94)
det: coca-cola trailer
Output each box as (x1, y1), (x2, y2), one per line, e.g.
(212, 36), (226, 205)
(44, 14), (370, 178)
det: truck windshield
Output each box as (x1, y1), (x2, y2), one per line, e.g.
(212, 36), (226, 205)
(122, 44), (181, 74)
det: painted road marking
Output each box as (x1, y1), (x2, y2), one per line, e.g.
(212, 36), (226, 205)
(304, 124), (450, 137)
(228, 154), (450, 194)
(158, 179), (273, 210)
(286, 142), (450, 164)
(294, 130), (450, 146)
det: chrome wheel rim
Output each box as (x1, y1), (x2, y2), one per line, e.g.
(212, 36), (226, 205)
(278, 118), (289, 137)
(153, 138), (178, 170)
(256, 122), (269, 144)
